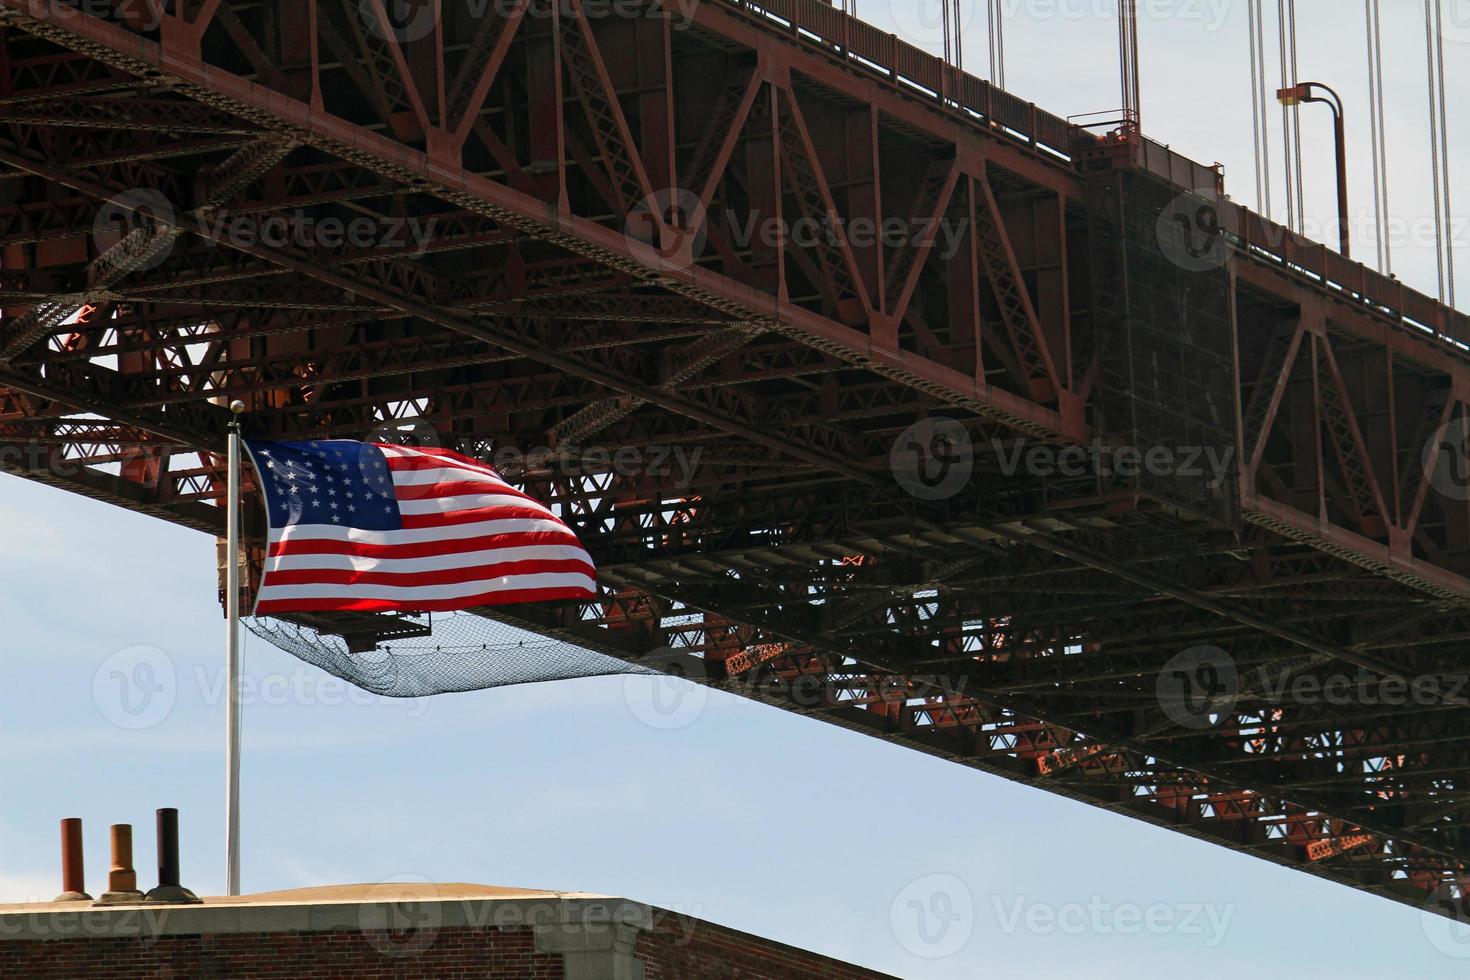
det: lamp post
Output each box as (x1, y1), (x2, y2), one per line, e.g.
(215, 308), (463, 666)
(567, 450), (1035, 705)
(1277, 82), (1351, 258)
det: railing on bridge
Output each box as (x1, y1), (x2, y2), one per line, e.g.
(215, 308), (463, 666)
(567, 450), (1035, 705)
(725, 0), (1079, 159)
(722, 0), (1470, 353)
(1224, 206), (1470, 347)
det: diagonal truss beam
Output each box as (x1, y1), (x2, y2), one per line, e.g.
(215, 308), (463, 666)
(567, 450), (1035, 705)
(544, 323), (764, 448)
(559, 0), (657, 218)
(974, 171), (1060, 400)
(0, 136), (297, 363)
(0, 141), (877, 486)
(447, 0), (530, 146)
(0, 0), (1084, 444)
(775, 87), (873, 323)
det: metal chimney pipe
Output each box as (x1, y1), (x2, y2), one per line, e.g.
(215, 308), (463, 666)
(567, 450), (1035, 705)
(157, 808), (180, 888)
(144, 808), (201, 905)
(54, 818), (91, 902)
(93, 824), (143, 905)
(108, 824), (137, 893)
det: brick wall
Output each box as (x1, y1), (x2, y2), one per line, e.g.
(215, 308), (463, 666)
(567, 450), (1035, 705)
(638, 917), (893, 980)
(0, 926), (563, 979)
(0, 896), (897, 979)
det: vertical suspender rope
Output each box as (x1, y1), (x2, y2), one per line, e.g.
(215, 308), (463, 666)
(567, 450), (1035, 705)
(1276, 0), (1296, 234)
(1118, 1), (1128, 120)
(1365, 0), (1385, 271)
(1433, 0), (1455, 306)
(1119, 0), (1140, 131)
(1249, 0), (1270, 215)
(1256, 0), (1273, 217)
(942, 0), (951, 66)
(1371, 0), (1390, 276)
(1368, 0), (1393, 275)
(1425, 0), (1447, 302)
(942, 0), (962, 80)
(952, 0), (963, 76)
(988, 0), (1006, 90)
(1287, 0), (1304, 234)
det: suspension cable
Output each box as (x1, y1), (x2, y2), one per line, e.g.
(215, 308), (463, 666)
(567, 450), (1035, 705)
(1119, 0), (1140, 131)
(1365, 0), (1384, 270)
(1425, 0), (1447, 302)
(1365, 0), (1391, 274)
(952, 0), (964, 74)
(1276, 0), (1296, 233)
(1118, 0), (1127, 119)
(1256, 0), (1274, 217)
(988, 0), (1006, 89)
(1434, 0), (1455, 306)
(943, 0), (953, 68)
(1248, 0), (1270, 215)
(940, 0), (964, 100)
(1287, 0), (1304, 234)
(1364, 0), (1387, 274)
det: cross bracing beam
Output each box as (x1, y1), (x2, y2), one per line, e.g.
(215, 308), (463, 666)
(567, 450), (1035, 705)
(3, 0), (1470, 912)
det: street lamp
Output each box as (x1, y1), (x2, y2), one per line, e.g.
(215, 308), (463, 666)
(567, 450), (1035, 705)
(1277, 82), (1351, 259)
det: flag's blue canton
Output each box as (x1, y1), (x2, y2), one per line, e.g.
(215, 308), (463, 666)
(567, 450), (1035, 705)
(245, 439), (401, 531)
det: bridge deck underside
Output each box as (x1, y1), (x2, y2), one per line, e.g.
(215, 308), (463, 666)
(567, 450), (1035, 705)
(1, 0), (1469, 914)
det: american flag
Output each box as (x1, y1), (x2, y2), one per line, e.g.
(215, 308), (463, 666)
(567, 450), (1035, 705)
(244, 439), (597, 615)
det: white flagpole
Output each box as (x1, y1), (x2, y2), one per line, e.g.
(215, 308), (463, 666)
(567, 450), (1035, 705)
(225, 399), (245, 896)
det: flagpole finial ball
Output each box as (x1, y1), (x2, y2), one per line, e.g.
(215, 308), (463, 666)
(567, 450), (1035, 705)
(229, 400), (246, 415)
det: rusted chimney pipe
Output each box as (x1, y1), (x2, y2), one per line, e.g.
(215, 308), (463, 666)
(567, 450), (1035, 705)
(145, 808), (200, 904)
(109, 824), (136, 892)
(93, 824), (144, 906)
(54, 818), (90, 902)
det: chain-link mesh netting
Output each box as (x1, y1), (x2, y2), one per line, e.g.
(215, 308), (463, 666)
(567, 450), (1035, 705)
(245, 612), (653, 697)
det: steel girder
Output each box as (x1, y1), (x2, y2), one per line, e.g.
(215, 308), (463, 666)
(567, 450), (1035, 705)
(3, 0), (1470, 913)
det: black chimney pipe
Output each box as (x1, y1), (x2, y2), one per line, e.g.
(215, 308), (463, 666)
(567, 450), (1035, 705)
(144, 808), (201, 905)
(157, 808), (180, 889)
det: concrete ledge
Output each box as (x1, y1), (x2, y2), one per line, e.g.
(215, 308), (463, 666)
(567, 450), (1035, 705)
(0, 883), (652, 943)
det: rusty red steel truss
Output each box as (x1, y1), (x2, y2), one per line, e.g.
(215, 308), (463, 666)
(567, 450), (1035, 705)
(2, 0), (1470, 914)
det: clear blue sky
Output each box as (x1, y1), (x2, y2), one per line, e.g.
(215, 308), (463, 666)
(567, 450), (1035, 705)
(4, 3), (1470, 977)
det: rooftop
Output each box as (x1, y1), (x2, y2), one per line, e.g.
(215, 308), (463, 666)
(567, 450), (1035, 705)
(0, 881), (896, 978)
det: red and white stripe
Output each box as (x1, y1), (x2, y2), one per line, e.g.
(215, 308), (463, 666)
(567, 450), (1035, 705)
(253, 444), (597, 615)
